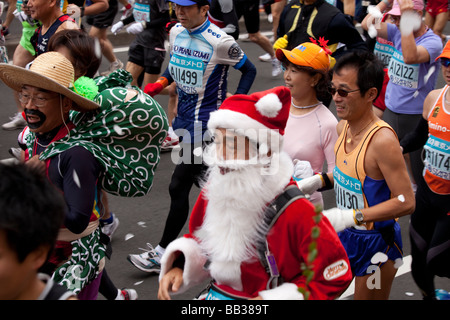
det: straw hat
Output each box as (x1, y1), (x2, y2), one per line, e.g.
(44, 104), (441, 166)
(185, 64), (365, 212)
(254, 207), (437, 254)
(0, 52), (99, 112)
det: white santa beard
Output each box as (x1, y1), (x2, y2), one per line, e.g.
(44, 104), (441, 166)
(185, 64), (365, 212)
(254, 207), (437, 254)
(195, 152), (293, 290)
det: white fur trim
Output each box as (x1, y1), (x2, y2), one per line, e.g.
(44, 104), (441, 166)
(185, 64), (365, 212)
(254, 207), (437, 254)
(258, 283), (304, 300)
(208, 260), (243, 291)
(159, 237), (210, 295)
(255, 93), (282, 118)
(208, 109), (271, 133)
(207, 109), (284, 152)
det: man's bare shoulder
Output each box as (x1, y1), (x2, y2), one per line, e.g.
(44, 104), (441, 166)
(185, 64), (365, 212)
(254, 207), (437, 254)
(369, 126), (402, 163)
(370, 126), (400, 150)
(58, 20), (80, 32)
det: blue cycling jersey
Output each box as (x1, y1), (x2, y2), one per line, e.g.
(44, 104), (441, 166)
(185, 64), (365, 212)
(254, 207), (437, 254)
(167, 19), (248, 143)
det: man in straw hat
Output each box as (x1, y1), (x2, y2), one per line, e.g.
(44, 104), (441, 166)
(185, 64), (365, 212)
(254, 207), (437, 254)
(0, 51), (107, 299)
(158, 86), (352, 300)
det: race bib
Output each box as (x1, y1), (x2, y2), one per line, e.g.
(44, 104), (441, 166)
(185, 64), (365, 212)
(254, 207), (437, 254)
(169, 54), (204, 89)
(374, 42), (394, 67)
(205, 288), (235, 300)
(423, 135), (450, 180)
(333, 166), (364, 210)
(133, 2), (150, 23)
(388, 49), (420, 89)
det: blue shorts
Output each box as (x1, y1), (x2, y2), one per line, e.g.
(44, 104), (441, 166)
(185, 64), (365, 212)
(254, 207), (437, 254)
(338, 222), (403, 277)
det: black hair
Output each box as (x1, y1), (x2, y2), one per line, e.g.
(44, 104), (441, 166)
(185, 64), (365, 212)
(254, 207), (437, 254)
(281, 58), (331, 100)
(0, 163), (66, 263)
(48, 29), (102, 79)
(195, 0), (211, 7)
(333, 51), (384, 100)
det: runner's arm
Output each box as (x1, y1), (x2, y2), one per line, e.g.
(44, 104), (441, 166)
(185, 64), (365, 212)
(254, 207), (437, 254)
(328, 14), (368, 56)
(400, 117), (428, 154)
(60, 147), (103, 234)
(144, 11), (170, 28)
(359, 128), (415, 223)
(122, 8), (170, 28)
(401, 39), (430, 64)
(361, 0), (390, 39)
(83, 0), (109, 16)
(160, 67), (174, 87)
(144, 68), (174, 96)
(234, 57), (256, 94)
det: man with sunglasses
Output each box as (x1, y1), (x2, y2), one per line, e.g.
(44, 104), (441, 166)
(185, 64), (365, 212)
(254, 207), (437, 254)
(361, 0), (442, 191)
(297, 51), (415, 299)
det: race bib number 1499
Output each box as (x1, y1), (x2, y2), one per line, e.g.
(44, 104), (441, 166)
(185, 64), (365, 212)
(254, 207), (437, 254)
(169, 54), (203, 88)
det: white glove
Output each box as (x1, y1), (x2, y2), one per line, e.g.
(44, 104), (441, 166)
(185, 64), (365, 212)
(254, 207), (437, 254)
(13, 9), (28, 23)
(67, 4), (81, 19)
(222, 23), (237, 35)
(127, 21), (145, 34)
(365, 6), (383, 38)
(322, 208), (356, 232)
(399, 10), (421, 36)
(293, 159), (314, 180)
(295, 174), (324, 195)
(111, 21), (124, 35)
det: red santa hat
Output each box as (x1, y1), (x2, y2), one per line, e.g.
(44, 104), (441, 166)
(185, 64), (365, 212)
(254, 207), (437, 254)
(208, 86), (291, 151)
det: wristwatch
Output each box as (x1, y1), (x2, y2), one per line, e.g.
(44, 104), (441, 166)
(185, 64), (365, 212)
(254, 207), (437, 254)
(354, 209), (364, 225)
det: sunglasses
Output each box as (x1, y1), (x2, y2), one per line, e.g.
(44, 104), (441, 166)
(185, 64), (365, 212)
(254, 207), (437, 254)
(441, 58), (450, 68)
(328, 87), (360, 97)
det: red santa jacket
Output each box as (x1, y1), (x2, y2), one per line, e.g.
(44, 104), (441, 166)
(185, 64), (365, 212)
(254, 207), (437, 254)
(160, 179), (352, 300)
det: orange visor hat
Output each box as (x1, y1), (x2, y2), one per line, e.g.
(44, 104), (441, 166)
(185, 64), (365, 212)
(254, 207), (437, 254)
(276, 42), (331, 72)
(436, 40), (450, 61)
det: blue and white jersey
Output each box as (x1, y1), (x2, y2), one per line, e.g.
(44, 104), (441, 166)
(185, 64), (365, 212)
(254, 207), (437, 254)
(168, 19), (247, 143)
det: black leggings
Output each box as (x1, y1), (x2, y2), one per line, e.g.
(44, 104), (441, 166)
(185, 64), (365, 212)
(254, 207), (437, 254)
(409, 178), (450, 299)
(99, 269), (117, 300)
(383, 108), (425, 185)
(159, 143), (208, 248)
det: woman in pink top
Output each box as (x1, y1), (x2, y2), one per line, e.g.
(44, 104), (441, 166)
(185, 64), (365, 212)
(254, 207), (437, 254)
(276, 41), (338, 208)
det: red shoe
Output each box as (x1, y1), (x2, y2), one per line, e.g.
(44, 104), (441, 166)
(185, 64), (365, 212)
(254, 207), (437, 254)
(120, 289), (138, 300)
(161, 135), (180, 152)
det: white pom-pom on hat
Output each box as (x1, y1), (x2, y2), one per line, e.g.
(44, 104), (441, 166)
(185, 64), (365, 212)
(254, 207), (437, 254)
(255, 93), (282, 118)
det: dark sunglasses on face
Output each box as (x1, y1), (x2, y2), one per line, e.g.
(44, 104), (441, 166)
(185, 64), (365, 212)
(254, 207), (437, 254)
(441, 58), (450, 68)
(328, 86), (360, 97)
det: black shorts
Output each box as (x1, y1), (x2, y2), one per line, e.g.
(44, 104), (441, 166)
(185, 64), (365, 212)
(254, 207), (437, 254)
(86, 0), (118, 29)
(234, 0), (260, 34)
(128, 41), (166, 74)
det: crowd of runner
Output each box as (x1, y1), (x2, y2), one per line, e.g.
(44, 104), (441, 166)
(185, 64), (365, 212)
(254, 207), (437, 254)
(0, 0), (448, 301)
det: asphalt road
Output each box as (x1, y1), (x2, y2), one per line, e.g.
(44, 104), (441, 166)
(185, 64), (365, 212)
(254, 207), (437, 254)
(0, 7), (449, 303)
